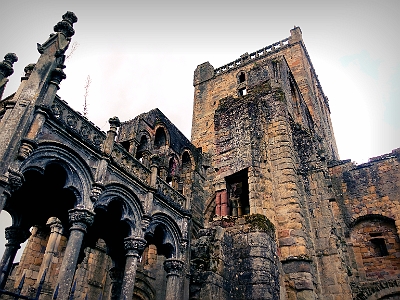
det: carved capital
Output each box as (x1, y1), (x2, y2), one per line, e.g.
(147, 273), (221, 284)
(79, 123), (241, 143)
(90, 183), (105, 203)
(68, 207), (95, 233)
(164, 259), (184, 277)
(4, 226), (30, 247)
(8, 168), (25, 192)
(0, 53), (18, 78)
(46, 217), (63, 234)
(17, 138), (38, 161)
(123, 237), (147, 257)
(49, 65), (66, 87)
(53, 11), (78, 38)
(150, 154), (160, 167)
(141, 215), (152, 232)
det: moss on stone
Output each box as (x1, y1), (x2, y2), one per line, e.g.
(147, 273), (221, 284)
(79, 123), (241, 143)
(244, 214), (275, 233)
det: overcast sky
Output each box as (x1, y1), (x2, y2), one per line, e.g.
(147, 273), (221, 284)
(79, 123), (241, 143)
(0, 0), (399, 259)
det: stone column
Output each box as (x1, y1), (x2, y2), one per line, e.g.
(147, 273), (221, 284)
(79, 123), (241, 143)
(220, 190), (229, 216)
(120, 237), (147, 300)
(0, 226), (30, 289)
(215, 192), (221, 216)
(164, 259), (185, 300)
(54, 208), (94, 300)
(150, 155), (159, 188)
(36, 217), (63, 286)
(109, 267), (123, 300)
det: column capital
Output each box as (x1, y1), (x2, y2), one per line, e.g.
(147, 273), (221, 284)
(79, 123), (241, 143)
(46, 217), (63, 234)
(164, 259), (185, 277)
(123, 237), (147, 257)
(4, 226), (30, 247)
(68, 207), (95, 233)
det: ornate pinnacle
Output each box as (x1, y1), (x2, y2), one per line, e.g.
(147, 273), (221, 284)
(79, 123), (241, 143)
(54, 11), (78, 38)
(0, 53), (18, 78)
(108, 116), (121, 132)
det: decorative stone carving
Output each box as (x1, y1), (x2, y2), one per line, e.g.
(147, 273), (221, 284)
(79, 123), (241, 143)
(49, 65), (67, 87)
(53, 11), (78, 38)
(0, 53), (18, 78)
(108, 116), (121, 131)
(90, 183), (105, 203)
(68, 207), (95, 233)
(141, 215), (152, 232)
(164, 259), (185, 277)
(8, 168), (25, 192)
(4, 226), (30, 247)
(17, 138), (38, 160)
(123, 237), (147, 257)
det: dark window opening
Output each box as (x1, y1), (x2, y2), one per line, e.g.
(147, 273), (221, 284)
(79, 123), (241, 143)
(178, 181), (183, 194)
(238, 88), (247, 96)
(182, 152), (192, 171)
(238, 72), (246, 83)
(154, 127), (167, 149)
(226, 169), (250, 217)
(371, 238), (389, 257)
(136, 135), (148, 161)
(120, 141), (130, 152)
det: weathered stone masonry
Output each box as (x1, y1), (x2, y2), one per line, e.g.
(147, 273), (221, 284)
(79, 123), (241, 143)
(0, 11), (399, 300)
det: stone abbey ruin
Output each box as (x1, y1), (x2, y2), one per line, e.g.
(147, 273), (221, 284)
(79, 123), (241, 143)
(0, 11), (399, 300)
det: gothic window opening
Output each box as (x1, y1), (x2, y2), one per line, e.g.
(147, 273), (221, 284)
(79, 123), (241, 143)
(238, 87), (247, 96)
(136, 135), (148, 161)
(154, 127), (167, 149)
(226, 169), (250, 217)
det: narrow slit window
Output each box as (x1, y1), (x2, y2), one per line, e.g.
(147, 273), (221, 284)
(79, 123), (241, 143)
(239, 72), (246, 83)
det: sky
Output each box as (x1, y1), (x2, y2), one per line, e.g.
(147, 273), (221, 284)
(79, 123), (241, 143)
(0, 0), (399, 259)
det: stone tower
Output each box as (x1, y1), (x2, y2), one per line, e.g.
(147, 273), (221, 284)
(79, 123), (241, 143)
(189, 28), (350, 299)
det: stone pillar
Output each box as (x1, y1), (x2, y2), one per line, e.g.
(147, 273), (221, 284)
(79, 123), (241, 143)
(0, 226), (30, 289)
(54, 208), (94, 300)
(150, 155), (159, 188)
(109, 267), (123, 300)
(220, 190), (229, 216)
(120, 237), (146, 300)
(164, 259), (185, 300)
(36, 217), (63, 286)
(102, 117), (121, 156)
(0, 53), (18, 101)
(215, 192), (221, 216)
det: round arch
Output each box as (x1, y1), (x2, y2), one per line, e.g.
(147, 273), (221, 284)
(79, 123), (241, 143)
(95, 183), (145, 236)
(19, 141), (95, 208)
(146, 213), (182, 259)
(153, 125), (170, 149)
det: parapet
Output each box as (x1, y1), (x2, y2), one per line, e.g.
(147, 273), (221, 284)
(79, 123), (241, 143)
(193, 61), (214, 86)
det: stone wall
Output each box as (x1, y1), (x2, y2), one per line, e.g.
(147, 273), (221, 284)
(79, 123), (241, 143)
(190, 215), (280, 300)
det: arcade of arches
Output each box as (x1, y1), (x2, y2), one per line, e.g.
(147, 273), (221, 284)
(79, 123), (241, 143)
(0, 11), (399, 300)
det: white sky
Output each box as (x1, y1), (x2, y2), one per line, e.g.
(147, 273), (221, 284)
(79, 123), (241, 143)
(0, 0), (399, 259)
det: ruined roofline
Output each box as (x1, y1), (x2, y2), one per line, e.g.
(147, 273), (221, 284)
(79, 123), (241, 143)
(209, 27), (330, 110)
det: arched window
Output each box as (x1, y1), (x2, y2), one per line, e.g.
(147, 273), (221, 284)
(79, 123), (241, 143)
(154, 127), (167, 149)
(182, 151), (192, 171)
(136, 135), (148, 161)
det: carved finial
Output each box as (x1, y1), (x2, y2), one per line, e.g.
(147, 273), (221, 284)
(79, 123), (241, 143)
(0, 53), (18, 78)
(108, 116), (121, 131)
(24, 64), (35, 77)
(49, 65), (67, 87)
(54, 11), (78, 38)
